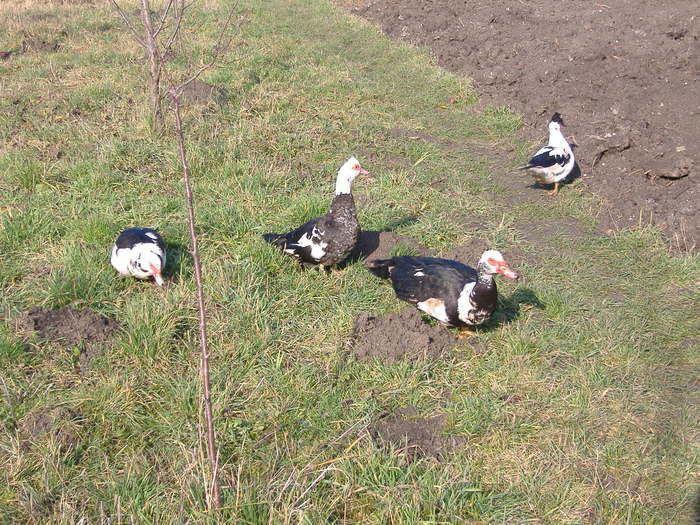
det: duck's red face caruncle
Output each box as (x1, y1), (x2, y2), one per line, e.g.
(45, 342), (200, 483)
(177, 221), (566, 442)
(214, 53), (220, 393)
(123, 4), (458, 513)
(483, 250), (518, 280)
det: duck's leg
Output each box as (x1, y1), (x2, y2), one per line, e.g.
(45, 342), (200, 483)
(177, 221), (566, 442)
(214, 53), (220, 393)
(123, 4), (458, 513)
(547, 182), (560, 196)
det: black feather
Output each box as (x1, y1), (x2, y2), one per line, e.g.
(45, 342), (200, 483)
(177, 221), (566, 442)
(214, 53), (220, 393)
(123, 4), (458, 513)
(115, 227), (164, 251)
(550, 112), (564, 125)
(522, 146), (569, 169)
(366, 258), (392, 279)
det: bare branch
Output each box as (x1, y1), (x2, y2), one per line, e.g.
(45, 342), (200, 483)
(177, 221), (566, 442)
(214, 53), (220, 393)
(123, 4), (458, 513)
(172, 96), (222, 510)
(109, 0), (147, 48)
(162, 8), (185, 54)
(152, 0), (175, 38)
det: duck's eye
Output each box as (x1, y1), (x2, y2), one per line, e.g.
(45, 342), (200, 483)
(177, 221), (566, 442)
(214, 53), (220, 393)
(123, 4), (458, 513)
(353, 164), (360, 170)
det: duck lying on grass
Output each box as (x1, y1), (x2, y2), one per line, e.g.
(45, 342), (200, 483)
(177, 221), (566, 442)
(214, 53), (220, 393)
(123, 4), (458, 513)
(367, 250), (518, 337)
(263, 157), (368, 272)
(110, 227), (166, 286)
(519, 112), (575, 196)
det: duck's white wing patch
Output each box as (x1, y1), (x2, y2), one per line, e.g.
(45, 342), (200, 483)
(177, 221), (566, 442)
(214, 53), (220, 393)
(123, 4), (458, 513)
(417, 297), (449, 323)
(145, 232), (159, 241)
(456, 282), (477, 324)
(294, 226), (328, 261)
(110, 245), (132, 276)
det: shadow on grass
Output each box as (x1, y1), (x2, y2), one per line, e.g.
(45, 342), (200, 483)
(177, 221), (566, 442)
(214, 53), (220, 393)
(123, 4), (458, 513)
(489, 287), (545, 328)
(340, 215), (420, 269)
(163, 240), (193, 284)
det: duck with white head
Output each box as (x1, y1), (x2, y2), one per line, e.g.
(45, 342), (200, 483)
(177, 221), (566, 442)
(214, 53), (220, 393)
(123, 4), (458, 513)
(111, 227), (166, 286)
(263, 157), (369, 271)
(367, 249), (518, 336)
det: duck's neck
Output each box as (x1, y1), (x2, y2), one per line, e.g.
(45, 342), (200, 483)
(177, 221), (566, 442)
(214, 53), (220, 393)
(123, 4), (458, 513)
(548, 126), (570, 151)
(335, 175), (353, 195)
(476, 262), (495, 288)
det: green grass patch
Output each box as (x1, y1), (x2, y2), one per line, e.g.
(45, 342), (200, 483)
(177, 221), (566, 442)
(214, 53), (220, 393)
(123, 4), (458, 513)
(0, 0), (697, 523)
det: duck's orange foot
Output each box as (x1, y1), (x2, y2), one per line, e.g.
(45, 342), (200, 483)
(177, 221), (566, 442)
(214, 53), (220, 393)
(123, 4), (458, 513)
(547, 182), (560, 196)
(456, 326), (477, 339)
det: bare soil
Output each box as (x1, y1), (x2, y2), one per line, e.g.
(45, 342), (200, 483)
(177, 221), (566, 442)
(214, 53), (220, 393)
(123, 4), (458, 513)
(351, 308), (460, 362)
(20, 407), (81, 451)
(346, 0), (700, 250)
(17, 307), (120, 370)
(176, 80), (228, 105)
(370, 406), (465, 460)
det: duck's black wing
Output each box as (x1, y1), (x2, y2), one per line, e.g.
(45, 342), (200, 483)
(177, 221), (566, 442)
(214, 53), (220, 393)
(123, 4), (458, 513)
(115, 227), (164, 251)
(522, 146), (570, 170)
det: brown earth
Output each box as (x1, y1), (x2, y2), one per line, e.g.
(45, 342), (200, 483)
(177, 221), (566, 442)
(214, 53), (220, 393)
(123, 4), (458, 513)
(345, 0), (700, 251)
(369, 406), (465, 460)
(174, 80), (228, 106)
(351, 308), (461, 362)
(20, 407), (81, 451)
(17, 307), (120, 370)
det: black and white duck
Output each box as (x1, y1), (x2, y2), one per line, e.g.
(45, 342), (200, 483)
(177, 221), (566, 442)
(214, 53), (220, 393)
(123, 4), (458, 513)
(263, 157), (368, 271)
(367, 250), (518, 334)
(110, 227), (166, 285)
(519, 112), (575, 196)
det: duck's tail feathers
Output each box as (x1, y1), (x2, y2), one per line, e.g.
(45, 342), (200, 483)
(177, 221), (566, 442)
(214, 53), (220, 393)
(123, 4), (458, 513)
(262, 233), (284, 245)
(366, 258), (392, 279)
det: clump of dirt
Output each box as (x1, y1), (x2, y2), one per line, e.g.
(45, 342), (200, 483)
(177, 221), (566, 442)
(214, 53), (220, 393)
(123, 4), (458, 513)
(175, 80), (228, 105)
(347, 0), (700, 250)
(21, 35), (61, 53)
(17, 307), (120, 370)
(351, 308), (458, 362)
(370, 406), (464, 460)
(20, 407), (81, 451)
(18, 307), (119, 345)
(349, 230), (432, 264)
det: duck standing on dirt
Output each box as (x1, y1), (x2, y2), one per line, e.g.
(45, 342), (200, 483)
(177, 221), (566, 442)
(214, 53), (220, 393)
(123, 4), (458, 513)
(263, 157), (368, 271)
(367, 250), (518, 335)
(110, 227), (166, 285)
(519, 113), (575, 195)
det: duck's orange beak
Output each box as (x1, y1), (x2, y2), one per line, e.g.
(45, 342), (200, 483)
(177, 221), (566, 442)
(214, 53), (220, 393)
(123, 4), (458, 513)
(150, 264), (165, 286)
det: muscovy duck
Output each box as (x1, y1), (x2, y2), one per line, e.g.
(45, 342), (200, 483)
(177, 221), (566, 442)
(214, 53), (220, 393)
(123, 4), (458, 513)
(110, 227), (166, 285)
(519, 112), (575, 195)
(263, 157), (368, 271)
(367, 250), (518, 334)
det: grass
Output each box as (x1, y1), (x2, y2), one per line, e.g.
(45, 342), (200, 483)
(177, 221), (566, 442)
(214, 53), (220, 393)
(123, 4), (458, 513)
(1, 0), (698, 523)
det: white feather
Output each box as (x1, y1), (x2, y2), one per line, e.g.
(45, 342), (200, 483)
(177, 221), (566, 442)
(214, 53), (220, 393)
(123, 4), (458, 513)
(456, 281), (478, 324)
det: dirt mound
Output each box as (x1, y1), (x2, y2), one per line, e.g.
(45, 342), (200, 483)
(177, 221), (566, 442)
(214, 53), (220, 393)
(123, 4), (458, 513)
(17, 307), (120, 370)
(18, 307), (119, 345)
(20, 407), (81, 451)
(351, 308), (459, 362)
(175, 80), (228, 105)
(370, 406), (464, 460)
(347, 0), (700, 250)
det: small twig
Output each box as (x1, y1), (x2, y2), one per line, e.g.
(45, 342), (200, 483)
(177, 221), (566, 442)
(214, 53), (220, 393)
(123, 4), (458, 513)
(109, 0), (147, 48)
(172, 96), (221, 510)
(153, 0), (175, 38)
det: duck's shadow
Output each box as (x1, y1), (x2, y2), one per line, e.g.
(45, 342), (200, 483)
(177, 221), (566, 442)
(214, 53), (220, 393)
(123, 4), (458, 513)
(339, 215), (420, 269)
(488, 288), (544, 328)
(163, 241), (194, 284)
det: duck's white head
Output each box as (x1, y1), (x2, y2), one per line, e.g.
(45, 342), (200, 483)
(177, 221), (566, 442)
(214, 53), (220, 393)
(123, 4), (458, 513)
(548, 112), (564, 134)
(478, 249), (518, 280)
(335, 156), (369, 195)
(136, 249), (165, 286)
